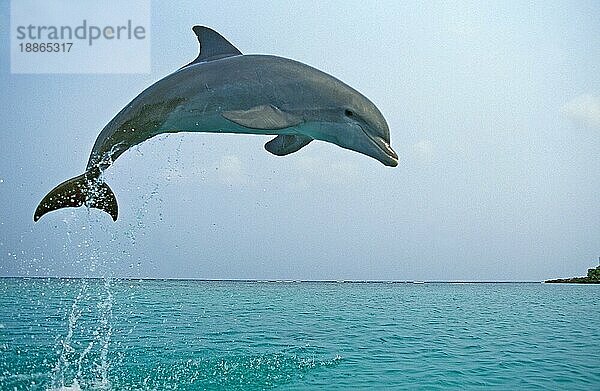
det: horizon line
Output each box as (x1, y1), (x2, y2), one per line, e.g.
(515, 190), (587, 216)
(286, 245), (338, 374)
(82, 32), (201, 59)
(0, 276), (544, 283)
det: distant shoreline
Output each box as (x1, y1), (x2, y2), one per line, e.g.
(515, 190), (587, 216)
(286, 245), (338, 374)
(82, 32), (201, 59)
(545, 264), (600, 284)
(0, 276), (553, 283)
(544, 278), (600, 284)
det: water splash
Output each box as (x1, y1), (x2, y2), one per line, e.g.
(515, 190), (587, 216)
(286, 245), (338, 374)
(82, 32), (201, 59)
(50, 280), (85, 389)
(46, 278), (115, 391)
(56, 379), (81, 391)
(113, 349), (342, 390)
(95, 278), (113, 390)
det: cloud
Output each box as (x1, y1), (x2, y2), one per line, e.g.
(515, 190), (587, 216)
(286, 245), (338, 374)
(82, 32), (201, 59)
(561, 94), (600, 129)
(216, 155), (248, 186)
(298, 156), (358, 182)
(287, 155), (360, 191)
(412, 140), (434, 163)
(261, 152), (362, 193)
(157, 166), (188, 182)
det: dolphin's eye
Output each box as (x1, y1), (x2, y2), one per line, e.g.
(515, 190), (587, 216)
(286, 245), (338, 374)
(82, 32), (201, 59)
(344, 109), (354, 117)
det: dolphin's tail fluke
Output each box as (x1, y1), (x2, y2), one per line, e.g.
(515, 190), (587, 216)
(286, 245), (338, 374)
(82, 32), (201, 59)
(34, 169), (118, 222)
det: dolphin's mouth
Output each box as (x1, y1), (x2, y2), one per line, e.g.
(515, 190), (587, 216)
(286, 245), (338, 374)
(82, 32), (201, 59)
(360, 126), (398, 167)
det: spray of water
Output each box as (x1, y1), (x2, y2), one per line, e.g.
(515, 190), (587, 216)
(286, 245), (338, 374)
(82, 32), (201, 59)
(3, 137), (190, 389)
(50, 280), (85, 389)
(95, 277), (113, 390)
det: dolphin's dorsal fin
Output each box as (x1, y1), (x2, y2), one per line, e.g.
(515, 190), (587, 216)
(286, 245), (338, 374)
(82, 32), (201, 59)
(183, 26), (242, 68)
(265, 135), (313, 156)
(222, 105), (303, 130)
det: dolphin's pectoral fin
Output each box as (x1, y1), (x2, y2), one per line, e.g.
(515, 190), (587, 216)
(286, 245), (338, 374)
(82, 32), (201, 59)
(265, 135), (313, 156)
(182, 26), (242, 68)
(34, 171), (118, 222)
(222, 105), (302, 130)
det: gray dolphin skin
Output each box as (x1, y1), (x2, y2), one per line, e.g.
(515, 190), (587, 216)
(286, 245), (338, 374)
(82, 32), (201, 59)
(34, 26), (398, 222)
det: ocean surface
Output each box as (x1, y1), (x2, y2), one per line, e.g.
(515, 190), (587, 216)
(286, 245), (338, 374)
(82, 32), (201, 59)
(0, 278), (598, 390)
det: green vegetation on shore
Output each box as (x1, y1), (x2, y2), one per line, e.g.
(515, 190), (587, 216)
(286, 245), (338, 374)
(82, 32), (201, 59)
(546, 263), (600, 284)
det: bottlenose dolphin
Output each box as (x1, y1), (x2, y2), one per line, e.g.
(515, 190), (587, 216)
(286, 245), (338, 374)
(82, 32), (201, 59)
(35, 26), (398, 222)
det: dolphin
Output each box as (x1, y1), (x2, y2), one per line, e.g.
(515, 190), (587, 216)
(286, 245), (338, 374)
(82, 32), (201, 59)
(34, 26), (398, 222)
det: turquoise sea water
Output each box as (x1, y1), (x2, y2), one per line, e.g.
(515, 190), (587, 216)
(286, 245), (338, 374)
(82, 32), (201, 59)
(0, 278), (599, 390)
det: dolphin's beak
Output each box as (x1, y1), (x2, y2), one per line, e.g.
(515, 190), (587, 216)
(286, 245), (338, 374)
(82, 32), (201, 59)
(352, 123), (399, 167)
(371, 136), (398, 167)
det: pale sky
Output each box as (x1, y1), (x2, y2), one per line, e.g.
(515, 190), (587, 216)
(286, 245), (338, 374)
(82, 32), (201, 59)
(0, 1), (599, 280)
